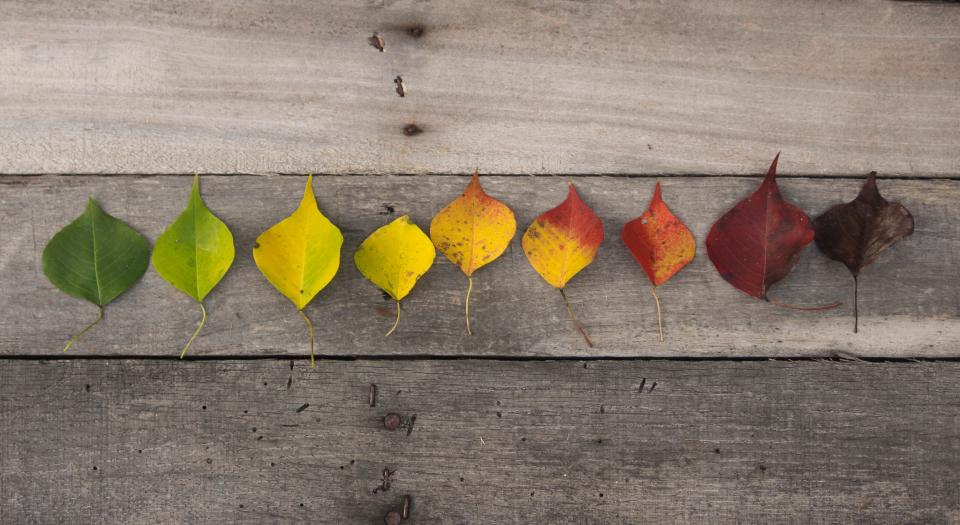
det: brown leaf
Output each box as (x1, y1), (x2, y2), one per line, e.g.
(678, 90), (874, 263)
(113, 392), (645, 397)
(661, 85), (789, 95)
(813, 172), (914, 332)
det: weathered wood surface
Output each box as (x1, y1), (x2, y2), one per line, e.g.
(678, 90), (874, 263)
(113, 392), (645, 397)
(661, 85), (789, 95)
(1, 359), (958, 524)
(2, 174), (956, 358)
(1, 0), (959, 176)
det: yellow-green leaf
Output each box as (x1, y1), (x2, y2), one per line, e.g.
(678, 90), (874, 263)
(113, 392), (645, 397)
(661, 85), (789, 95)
(429, 172), (515, 334)
(152, 175), (235, 358)
(354, 215), (435, 336)
(253, 175), (343, 367)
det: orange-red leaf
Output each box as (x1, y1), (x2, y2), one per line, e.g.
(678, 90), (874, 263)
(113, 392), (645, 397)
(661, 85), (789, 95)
(620, 182), (695, 286)
(522, 184), (604, 289)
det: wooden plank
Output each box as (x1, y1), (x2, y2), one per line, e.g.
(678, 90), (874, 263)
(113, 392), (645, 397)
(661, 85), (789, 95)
(1, 0), (959, 176)
(2, 174), (957, 358)
(1, 359), (958, 523)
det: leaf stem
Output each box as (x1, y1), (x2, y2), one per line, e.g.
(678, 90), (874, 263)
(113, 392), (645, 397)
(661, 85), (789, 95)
(465, 276), (474, 336)
(853, 275), (859, 334)
(298, 309), (316, 368)
(63, 306), (103, 352)
(180, 302), (207, 359)
(385, 300), (401, 337)
(651, 286), (664, 343)
(767, 296), (842, 312)
(560, 288), (593, 348)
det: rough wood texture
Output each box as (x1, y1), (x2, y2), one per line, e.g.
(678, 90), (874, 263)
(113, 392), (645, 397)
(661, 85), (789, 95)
(1, 359), (958, 524)
(1, 0), (959, 176)
(3, 175), (956, 358)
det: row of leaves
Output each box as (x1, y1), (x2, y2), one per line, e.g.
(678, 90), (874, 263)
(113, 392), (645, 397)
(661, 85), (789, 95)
(42, 155), (914, 365)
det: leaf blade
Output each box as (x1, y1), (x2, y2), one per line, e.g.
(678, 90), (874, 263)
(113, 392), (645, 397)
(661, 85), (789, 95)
(705, 154), (814, 300)
(253, 175), (343, 310)
(430, 171), (516, 277)
(813, 172), (914, 276)
(152, 175), (235, 303)
(620, 182), (695, 286)
(42, 198), (151, 307)
(355, 215), (435, 301)
(522, 183), (604, 289)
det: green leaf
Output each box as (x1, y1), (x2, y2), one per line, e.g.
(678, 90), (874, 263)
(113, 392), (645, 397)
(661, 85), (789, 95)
(253, 175), (343, 367)
(41, 198), (151, 351)
(152, 175), (235, 357)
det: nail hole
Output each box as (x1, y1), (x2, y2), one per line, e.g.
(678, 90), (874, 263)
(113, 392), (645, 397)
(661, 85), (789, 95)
(402, 124), (422, 136)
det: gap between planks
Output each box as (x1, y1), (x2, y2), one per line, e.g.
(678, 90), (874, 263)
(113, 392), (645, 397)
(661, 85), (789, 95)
(0, 355), (949, 363)
(1, 172), (959, 181)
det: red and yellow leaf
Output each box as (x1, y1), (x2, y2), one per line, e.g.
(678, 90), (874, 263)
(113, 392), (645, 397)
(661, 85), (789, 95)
(522, 183), (603, 347)
(522, 183), (604, 289)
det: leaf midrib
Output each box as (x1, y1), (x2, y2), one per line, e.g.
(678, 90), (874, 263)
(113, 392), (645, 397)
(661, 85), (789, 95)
(193, 192), (202, 301)
(90, 210), (103, 306)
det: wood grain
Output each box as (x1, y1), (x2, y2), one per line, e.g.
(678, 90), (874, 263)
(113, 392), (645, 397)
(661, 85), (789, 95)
(3, 175), (956, 358)
(1, 359), (958, 524)
(1, 0), (959, 175)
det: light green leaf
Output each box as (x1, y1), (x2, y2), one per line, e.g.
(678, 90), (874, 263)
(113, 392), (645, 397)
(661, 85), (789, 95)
(253, 175), (343, 367)
(152, 175), (235, 357)
(42, 198), (151, 351)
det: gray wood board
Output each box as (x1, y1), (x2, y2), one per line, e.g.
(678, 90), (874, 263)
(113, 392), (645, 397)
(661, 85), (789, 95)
(2, 175), (957, 358)
(1, 359), (959, 524)
(1, 1), (959, 175)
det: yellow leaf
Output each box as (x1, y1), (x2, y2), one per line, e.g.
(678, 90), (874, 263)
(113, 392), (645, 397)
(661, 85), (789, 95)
(355, 215), (435, 336)
(430, 172), (516, 277)
(253, 175), (343, 367)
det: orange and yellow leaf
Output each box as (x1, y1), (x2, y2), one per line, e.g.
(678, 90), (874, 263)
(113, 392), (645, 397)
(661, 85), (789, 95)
(430, 172), (516, 277)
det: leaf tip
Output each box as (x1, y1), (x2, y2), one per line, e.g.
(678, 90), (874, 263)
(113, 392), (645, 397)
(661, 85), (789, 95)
(84, 197), (100, 212)
(766, 153), (780, 179)
(857, 171), (882, 203)
(466, 170), (483, 194)
(190, 174), (202, 203)
(302, 174), (317, 203)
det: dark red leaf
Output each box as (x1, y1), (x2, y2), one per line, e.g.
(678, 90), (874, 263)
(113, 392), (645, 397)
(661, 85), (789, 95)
(706, 154), (824, 307)
(813, 172), (914, 332)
